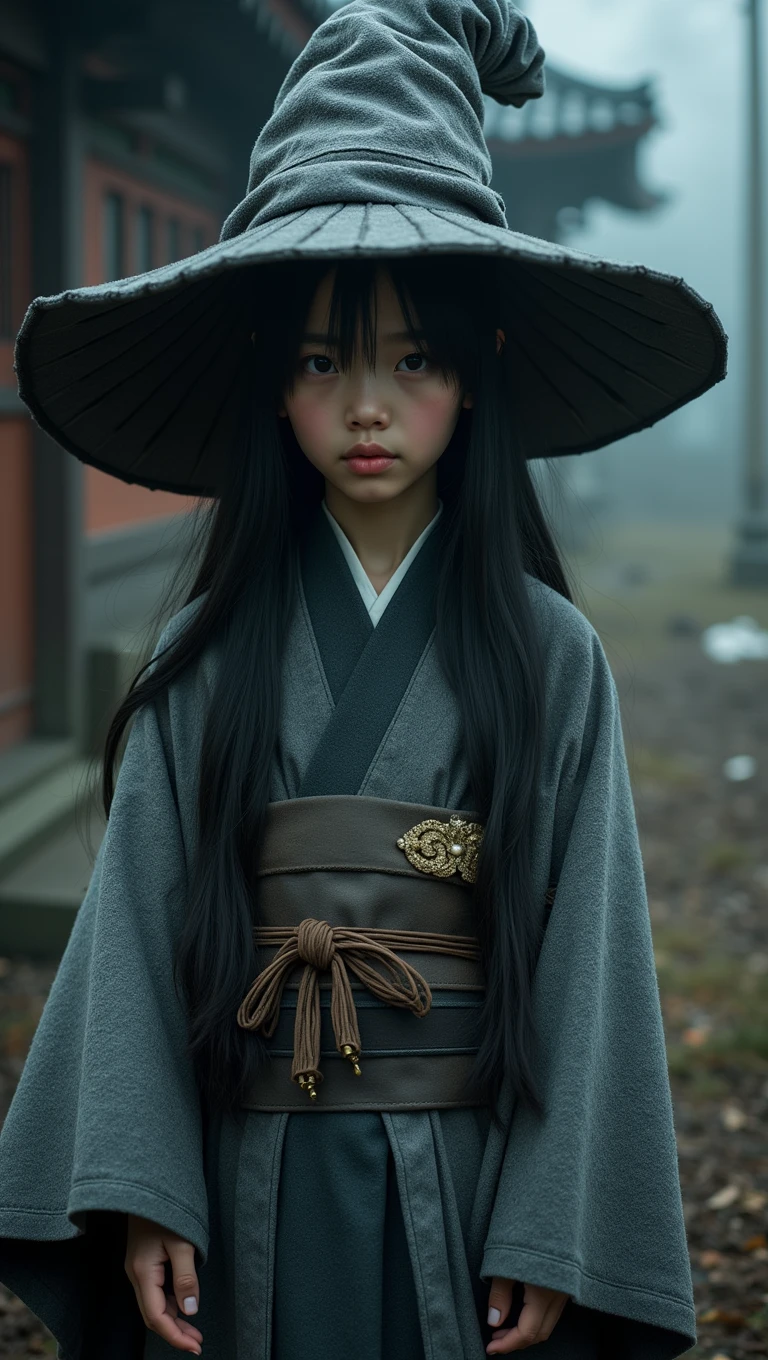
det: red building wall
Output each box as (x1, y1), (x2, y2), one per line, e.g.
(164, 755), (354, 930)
(0, 134), (222, 754)
(82, 158), (218, 533)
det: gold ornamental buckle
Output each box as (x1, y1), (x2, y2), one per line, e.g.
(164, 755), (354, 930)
(396, 814), (483, 884)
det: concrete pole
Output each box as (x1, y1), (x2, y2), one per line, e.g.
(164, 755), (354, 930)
(746, 0), (766, 512)
(730, 0), (768, 584)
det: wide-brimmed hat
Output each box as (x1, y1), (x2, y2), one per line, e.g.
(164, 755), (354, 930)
(14, 0), (727, 498)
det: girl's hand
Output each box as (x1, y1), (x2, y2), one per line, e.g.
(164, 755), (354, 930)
(124, 1213), (204, 1354)
(486, 1277), (570, 1353)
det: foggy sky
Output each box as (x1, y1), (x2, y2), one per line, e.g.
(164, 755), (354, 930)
(528, 0), (748, 457)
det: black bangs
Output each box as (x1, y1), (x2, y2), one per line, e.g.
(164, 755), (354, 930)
(259, 253), (501, 407)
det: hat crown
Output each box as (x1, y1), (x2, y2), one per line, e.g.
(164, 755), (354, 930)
(220, 0), (545, 240)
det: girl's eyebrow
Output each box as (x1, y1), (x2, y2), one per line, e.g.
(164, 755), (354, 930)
(300, 329), (425, 342)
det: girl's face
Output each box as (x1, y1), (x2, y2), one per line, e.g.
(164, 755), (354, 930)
(278, 265), (482, 507)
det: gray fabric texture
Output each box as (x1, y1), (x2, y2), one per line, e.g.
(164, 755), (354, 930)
(0, 569), (696, 1358)
(219, 0), (544, 237)
(13, 0), (726, 492)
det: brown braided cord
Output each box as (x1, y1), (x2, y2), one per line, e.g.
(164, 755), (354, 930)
(236, 920), (481, 1094)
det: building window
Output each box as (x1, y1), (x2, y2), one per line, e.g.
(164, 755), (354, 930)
(137, 205), (154, 272)
(191, 225), (206, 254)
(103, 191), (124, 281)
(0, 165), (12, 338)
(167, 217), (181, 263)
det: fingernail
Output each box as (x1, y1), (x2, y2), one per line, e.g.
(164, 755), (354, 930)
(184, 1297), (198, 1315)
(487, 1307), (501, 1326)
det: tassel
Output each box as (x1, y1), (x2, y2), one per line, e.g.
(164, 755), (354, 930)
(330, 955), (363, 1075)
(291, 959), (323, 1099)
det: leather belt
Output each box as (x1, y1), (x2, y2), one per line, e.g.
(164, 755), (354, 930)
(238, 919), (482, 1101)
(237, 795), (490, 1113)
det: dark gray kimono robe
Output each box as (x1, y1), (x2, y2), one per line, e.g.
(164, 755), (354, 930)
(0, 506), (696, 1359)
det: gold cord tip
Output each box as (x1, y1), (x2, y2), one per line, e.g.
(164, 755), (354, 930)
(341, 1044), (362, 1076)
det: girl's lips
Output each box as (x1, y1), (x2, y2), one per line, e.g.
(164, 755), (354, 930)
(345, 455), (396, 475)
(344, 442), (393, 458)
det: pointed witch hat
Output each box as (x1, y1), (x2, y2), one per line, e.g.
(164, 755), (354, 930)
(14, 0), (727, 498)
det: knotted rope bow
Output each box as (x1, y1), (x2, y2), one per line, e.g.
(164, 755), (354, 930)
(237, 919), (481, 1099)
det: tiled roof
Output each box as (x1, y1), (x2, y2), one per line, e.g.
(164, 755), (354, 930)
(484, 65), (657, 150)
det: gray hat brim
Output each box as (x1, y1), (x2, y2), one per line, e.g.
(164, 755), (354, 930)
(15, 203), (727, 497)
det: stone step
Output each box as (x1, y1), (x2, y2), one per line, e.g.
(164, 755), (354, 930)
(0, 630), (161, 958)
(0, 759), (97, 882)
(0, 738), (78, 811)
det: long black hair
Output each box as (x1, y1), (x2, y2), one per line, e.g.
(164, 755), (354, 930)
(100, 252), (573, 1127)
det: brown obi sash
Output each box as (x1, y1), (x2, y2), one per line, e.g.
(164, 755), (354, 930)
(237, 795), (489, 1113)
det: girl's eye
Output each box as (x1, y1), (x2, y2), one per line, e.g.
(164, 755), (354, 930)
(396, 353), (430, 373)
(302, 355), (338, 375)
(300, 352), (431, 376)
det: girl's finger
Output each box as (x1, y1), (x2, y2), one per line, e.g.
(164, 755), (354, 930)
(129, 1254), (167, 1336)
(536, 1292), (569, 1341)
(486, 1295), (547, 1354)
(165, 1294), (204, 1343)
(166, 1237), (202, 1325)
(487, 1277), (515, 1328)
(132, 1257), (203, 1354)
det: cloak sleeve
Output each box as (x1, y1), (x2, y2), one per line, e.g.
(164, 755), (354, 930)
(0, 623), (208, 1358)
(480, 617), (697, 1359)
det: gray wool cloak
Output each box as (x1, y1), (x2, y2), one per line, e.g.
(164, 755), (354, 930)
(0, 509), (696, 1359)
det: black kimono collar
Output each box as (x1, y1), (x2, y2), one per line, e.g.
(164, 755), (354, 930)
(298, 504), (446, 797)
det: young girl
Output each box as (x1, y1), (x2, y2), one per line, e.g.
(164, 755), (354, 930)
(0, 1), (726, 1357)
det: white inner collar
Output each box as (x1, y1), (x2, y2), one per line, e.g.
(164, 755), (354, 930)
(321, 498), (444, 627)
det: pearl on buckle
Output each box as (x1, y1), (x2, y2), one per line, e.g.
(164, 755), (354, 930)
(395, 815), (484, 884)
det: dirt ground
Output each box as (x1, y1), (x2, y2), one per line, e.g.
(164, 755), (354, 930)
(0, 521), (767, 1358)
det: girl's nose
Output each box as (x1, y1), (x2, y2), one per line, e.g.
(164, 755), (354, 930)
(346, 396), (390, 428)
